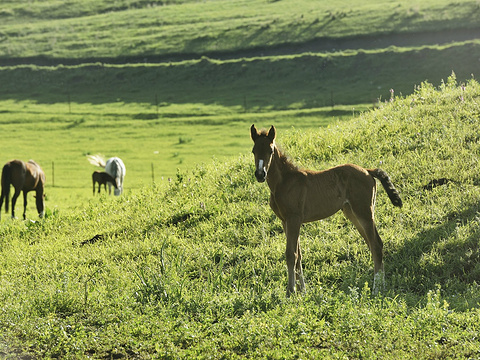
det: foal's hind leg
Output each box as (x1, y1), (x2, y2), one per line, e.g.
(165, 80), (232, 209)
(342, 203), (384, 294)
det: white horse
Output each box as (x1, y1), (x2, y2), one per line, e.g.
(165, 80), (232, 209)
(105, 157), (126, 195)
(87, 155), (126, 196)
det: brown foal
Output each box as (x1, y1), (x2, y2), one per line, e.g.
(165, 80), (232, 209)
(250, 124), (402, 295)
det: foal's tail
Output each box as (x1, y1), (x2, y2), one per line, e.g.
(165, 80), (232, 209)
(368, 169), (403, 207)
(1, 163), (12, 213)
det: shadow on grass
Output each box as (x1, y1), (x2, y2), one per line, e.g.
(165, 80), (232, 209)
(1, 40), (479, 110)
(387, 193), (480, 305)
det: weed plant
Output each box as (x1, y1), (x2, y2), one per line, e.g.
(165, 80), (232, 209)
(0, 75), (479, 358)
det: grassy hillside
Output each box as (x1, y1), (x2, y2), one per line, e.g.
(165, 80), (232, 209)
(2, 42), (479, 110)
(1, 0), (479, 121)
(1, 0), (479, 61)
(0, 76), (479, 359)
(1, 1), (480, 355)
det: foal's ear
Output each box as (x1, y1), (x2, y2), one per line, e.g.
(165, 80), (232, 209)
(267, 125), (276, 142)
(250, 124), (259, 141)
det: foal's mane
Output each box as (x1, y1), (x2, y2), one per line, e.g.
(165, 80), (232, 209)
(276, 145), (300, 173)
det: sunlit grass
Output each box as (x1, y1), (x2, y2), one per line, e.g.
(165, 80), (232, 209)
(1, 0), (479, 59)
(1, 78), (480, 358)
(0, 97), (364, 215)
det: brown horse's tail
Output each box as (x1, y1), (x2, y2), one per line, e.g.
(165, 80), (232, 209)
(1, 163), (11, 213)
(368, 169), (403, 207)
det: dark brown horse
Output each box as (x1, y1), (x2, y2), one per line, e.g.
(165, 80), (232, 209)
(92, 171), (118, 195)
(250, 125), (402, 295)
(0, 159), (46, 220)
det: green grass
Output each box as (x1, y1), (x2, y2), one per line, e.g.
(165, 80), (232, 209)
(1, 76), (480, 359)
(2, 40), (480, 109)
(1, 0), (479, 60)
(0, 95), (362, 214)
(1, 0), (480, 358)
(2, 0), (480, 134)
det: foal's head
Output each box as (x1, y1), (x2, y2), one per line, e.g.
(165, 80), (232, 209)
(250, 124), (276, 182)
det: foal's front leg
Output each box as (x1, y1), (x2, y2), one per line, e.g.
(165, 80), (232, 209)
(285, 217), (305, 296)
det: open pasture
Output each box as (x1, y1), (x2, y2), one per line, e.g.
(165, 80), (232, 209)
(0, 78), (479, 358)
(1, 0), (480, 357)
(0, 0), (479, 61)
(1, 0), (479, 112)
(0, 97), (360, 216)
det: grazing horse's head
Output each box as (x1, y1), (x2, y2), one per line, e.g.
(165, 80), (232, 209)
(250, 124), (276, 182)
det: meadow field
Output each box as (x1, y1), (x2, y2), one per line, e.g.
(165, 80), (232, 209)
(0, 77), (480, 359)
(0, 96), (364, 215)
(1, 0), (480, 358)
(1, 0), (479, 61)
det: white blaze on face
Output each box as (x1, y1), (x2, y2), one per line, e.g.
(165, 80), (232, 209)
(258, 159), (264, 172)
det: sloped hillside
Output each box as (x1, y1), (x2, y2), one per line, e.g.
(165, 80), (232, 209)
(1, 0), (480, 108)
(0, 76), (479, 358)
(0, 0), (479, 61)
